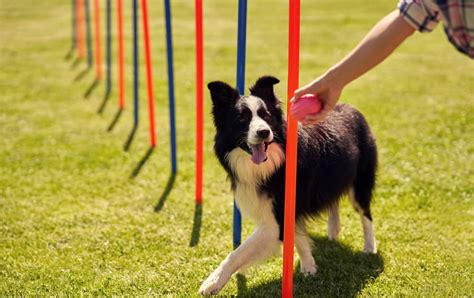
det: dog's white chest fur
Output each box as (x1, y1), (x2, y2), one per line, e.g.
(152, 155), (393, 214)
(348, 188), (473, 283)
(225, 143), (285, 225)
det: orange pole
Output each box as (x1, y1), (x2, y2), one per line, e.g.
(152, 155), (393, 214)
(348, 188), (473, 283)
(94, 0), (102, 79)
(282, 0), (300, 297)
(77, 0), (86, 58)
(117, 0), (125, 109)
(141, 0), (157, 148)
(195, 0), (203, 204)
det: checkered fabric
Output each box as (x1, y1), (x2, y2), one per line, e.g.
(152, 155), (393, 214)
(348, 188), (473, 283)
(398, 0), (474, 58)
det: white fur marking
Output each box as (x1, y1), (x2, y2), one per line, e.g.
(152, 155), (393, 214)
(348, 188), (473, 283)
(348, 188), (377, 253)
(225, 144), (284, 223)
(199, 224), (280, 295)
(362, 216), (377, 253)
(243, 96), (273, 144)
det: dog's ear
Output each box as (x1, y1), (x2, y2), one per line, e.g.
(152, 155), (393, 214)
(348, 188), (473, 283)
(208, 81), (240, 106)
(249, 76), (280, 103)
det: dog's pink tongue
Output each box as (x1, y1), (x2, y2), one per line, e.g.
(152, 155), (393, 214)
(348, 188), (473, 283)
(250, 143), (267, 164)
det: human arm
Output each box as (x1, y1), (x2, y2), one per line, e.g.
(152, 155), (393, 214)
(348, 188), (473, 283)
(293, 10), (416, 125)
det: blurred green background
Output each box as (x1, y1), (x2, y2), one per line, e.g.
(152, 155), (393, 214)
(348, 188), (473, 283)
(0, 0), (472, 296)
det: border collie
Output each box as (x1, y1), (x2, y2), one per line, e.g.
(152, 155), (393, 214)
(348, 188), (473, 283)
(199, 76), (377, 295)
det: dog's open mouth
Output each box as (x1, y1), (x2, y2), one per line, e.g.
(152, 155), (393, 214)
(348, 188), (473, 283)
(249, 142), (269, 165)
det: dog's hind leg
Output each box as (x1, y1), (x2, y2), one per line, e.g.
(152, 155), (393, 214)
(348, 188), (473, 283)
(348, 187), (377, 254)
(327, 201), (341, 240)
(295, 222), (317, 275)
(198, 223), (280, 295)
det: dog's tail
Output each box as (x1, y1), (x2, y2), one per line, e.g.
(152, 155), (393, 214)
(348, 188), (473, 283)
(352, 112), (377, 220)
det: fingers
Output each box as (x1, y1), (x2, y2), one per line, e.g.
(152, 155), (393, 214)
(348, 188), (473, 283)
(301, 107), (332, 126)
(292, 80), (320, 103)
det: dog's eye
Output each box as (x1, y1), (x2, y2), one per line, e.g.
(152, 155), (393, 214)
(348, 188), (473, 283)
(240, 109), (251, 122)
(257, 108), (271, 120)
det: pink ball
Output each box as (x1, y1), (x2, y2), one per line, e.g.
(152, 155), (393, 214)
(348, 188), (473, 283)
(290, 94), (322, 121)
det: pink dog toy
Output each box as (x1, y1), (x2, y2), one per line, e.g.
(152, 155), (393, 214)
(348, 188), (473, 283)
(290, 94), (322, 121)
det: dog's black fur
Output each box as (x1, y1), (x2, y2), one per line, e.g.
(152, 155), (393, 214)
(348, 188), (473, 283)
(208, 76), (377, 240)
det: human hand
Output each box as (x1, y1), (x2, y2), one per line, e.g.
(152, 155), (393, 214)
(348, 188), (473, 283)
(291, 73), (342, 125)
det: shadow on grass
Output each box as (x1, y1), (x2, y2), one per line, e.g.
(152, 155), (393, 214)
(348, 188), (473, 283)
(129, 147), (154, 178)
(236, 274), (247, 296)
(74, 67), (92, 82)
(189, 203), (202, 247)
(97, 88), (111, 114)
(65, 48), (75, 60)
(70, 57), (82, 69)
(154, 173), (176, 212)
(107, 108), (124, 132)
(238, 236), (384, 297)
(84, 78), (100, 99)
(123, 125), (138, 152)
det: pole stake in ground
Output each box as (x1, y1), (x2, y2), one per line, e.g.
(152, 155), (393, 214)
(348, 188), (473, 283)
(282, 0), (301, 296)
(233, 0), (247, 249)
(195, 0), (203, 204)
(83, 0), (101, 97)
(77, 0), (86, 59)
(117, 0), (125, 111)
(124, 0), (139, 151)
(105, 0), (112, 96)
(140, 0), (156, 149)
(164, 0), (177, 174)
(133, 0), (139, 129)
(98, 0), (112, 113)
(107, 0), (125, 132)
(84, 0), (93, 68)
(66, 0), (77, 59)
(74, 0), (93, 81)
(93, 0), (101, 80)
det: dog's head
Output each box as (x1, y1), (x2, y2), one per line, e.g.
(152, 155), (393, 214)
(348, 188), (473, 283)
(208, 76), (284, 165)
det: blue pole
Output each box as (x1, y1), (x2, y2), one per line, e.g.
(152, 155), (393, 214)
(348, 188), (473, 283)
(106, 0), (112, 95)
(72, 0), (76, 51)
(133, 0), (139, 127)
(164, 0), (177, 174)
(233, 0), (247, 249)
(85, 0), (93, 67)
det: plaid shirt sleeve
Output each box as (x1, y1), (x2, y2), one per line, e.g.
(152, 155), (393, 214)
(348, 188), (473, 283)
(398, 0), (441, 32)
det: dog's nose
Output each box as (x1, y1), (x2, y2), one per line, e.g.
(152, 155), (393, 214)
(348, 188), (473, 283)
(257, 129), (270, 139)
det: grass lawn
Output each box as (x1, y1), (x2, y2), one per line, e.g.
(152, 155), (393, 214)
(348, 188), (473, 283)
(1, 0), (473, 296)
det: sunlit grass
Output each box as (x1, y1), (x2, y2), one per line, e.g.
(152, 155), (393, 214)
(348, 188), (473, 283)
(0, 0), (472, 295)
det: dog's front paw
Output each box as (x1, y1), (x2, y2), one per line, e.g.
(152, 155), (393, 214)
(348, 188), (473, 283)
(300, 262), (318, 276)
(363, 244), (377, 254)
(199, 269), (228, 296)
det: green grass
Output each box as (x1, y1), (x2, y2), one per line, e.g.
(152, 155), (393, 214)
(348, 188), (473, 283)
(1, 0), (473, 296)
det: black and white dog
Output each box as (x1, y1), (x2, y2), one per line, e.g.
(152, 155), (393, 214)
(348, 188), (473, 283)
(199, 76), (377, 295)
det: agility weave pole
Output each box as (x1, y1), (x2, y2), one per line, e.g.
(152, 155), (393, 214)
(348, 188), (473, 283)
(282, 0), (301, 296)
(93, 0), (102, 80)
(195, 0), (203, 204)
(69, 0), (77, 56)
(164, 0), (178, 174)
(233, 0), (248, 249)
(105, 0), (113, 97)
(133, 0), (139, 128)
(84, 0), (93, 67)
(117, 0), (125, 110)
(76, 0), (86, 59)
(140, 0), (157, 148)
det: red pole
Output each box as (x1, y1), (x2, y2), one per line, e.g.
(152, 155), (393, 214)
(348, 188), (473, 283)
(77, 0), (86, 58)
(94, 0), (102, 79)
(195, 0), (203, 204)
(282, 0), (300, 297)
(141, 0), (157, 148)
(117, 0), (125, 109)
